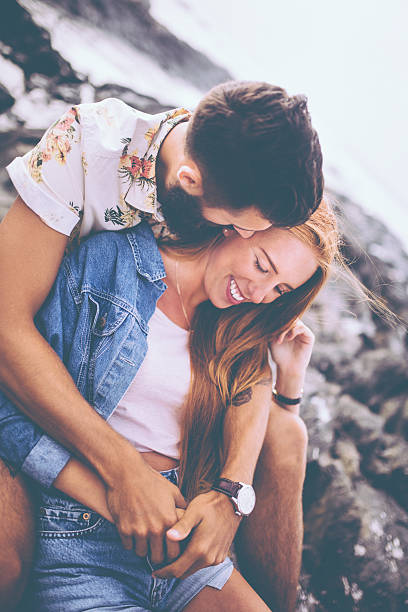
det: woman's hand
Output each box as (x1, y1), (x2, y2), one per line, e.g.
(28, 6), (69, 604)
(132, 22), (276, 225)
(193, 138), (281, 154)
(269, 320), (315, 412)
(270, 320), (314, 375)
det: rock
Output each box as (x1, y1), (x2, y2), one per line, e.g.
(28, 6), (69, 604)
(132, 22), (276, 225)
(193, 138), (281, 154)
(334, 194), (408, 327)
(28, 73), (84, 105)
(362, 435), (408, 512)
(0, 0), (80, 83)
(302, 374), (342, 460)
(332, 395), (385, 446)
(94, 83), (170, 114)
(38, 0), (231, 91)
(328, 349), (408, 409)
(308, 201), (408, 411)
(301, 386), (408, 609)
(0, 83), (15, 113)
(380, 395), (408, 441)
(303, 460), (408, 610)
(303, 462), (363, 610)
(334, 438), (362, 480)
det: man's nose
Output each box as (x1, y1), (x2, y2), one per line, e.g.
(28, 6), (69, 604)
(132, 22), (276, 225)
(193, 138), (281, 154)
(232, 227), (256, 238)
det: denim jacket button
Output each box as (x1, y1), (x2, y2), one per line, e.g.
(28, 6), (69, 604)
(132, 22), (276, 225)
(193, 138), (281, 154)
(97, 315), (107, 330)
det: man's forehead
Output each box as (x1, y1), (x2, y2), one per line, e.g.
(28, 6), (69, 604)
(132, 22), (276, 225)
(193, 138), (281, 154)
(232, 221), (272, 232)
(200, 204), (271, 231)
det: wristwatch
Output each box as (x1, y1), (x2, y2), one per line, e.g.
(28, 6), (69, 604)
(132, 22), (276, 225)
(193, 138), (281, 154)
(212, 477), (256, 517)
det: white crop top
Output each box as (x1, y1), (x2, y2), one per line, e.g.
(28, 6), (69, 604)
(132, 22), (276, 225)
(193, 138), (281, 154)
(108, 307), (190, 459)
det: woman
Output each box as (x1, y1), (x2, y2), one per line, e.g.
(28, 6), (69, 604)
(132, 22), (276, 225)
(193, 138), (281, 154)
(13, 199), (337, 611)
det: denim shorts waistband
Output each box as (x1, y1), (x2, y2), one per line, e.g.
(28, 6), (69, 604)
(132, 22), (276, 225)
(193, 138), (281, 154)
(160, 466), (179, 486)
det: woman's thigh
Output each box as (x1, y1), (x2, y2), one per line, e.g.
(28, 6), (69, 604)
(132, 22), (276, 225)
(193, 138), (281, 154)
(33, 494), (157, 611)
(33, 484), (237, 612)
(182, 568), (271, 612)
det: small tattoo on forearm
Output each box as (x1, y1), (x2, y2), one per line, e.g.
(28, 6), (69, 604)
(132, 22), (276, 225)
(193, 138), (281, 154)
(232, 378), (272, 406)
(232, 388), (252, 406)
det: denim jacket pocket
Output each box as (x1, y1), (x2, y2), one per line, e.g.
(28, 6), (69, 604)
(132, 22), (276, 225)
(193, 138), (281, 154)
(37, 505), (105, 538)
(88, 293), (130, 354)
(84, 293), (133, 400)
(89, 293), (130, 338)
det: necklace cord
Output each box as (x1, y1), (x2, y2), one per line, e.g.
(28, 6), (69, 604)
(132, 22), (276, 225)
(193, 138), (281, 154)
(175, 259), (191, 330)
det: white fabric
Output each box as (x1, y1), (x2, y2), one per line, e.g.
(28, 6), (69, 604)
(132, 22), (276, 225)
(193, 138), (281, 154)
(108, 307), (190, 460)
(6, 98), (191, 239)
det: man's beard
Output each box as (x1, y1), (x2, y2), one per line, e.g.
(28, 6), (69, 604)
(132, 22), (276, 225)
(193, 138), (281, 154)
(158, 185), (220, 245)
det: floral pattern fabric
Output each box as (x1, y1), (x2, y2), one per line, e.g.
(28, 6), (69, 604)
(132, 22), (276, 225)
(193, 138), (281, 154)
(7, 99), (191, 241)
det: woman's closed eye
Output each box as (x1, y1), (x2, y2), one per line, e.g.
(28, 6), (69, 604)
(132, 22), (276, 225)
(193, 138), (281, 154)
(254, 257), (269, 274)
(254, 256), (291, 297)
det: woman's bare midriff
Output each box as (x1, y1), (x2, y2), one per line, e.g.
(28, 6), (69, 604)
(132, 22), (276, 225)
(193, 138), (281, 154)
(141, 451), (179, 472)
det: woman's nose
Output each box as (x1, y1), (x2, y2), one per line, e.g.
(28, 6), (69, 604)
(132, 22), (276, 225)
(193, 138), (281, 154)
(247, 280), (274, 304)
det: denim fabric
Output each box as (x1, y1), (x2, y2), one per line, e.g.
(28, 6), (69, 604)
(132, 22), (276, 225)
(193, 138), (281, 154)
(0, 222), (166, 487)
(33, 468), (233, 611)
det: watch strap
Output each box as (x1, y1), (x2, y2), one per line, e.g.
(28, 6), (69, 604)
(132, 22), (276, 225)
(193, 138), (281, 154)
(272, 386), (302, 406)
(212, 477), (242, 498)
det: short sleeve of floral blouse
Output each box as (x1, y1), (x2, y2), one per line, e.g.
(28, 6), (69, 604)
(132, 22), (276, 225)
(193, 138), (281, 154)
(7, 106), (85, 236)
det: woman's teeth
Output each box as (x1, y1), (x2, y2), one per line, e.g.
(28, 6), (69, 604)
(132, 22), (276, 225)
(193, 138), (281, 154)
(230, 278), (244, 301)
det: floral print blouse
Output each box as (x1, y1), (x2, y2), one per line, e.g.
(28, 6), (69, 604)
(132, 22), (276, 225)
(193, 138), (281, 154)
(7, 98), (191, 241)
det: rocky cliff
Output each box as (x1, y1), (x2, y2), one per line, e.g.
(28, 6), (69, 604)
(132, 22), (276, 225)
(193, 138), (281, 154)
(1, 2), (407, 610)
(298, 196), (408, 611)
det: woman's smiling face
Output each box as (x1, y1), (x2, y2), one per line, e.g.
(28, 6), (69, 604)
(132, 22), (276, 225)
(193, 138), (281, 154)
(203, 227), (319, 309)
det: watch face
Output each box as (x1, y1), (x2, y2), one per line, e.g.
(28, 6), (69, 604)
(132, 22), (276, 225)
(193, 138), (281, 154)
(237, 485), (256, 515)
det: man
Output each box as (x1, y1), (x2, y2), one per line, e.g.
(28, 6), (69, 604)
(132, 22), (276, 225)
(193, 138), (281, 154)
(0, 80), (320, 610)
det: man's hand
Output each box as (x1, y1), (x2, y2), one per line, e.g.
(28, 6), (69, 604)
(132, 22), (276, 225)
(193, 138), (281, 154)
(105, 458), (187, 565)
(153, 490), (240, 580)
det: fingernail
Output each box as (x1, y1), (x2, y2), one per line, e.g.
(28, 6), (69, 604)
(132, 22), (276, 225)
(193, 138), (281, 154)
(167, 528), (180, 537)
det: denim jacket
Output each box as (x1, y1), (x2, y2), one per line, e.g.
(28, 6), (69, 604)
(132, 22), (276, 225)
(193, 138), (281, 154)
(0, 222), (166, 487)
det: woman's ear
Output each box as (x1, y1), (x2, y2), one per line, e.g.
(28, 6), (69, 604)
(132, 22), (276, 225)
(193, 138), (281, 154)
(177, 161), (204, 196)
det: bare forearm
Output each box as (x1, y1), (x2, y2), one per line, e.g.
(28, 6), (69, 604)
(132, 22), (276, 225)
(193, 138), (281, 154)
(53, 457), (113, 522)
(273, 367), (306, 415)
(0, 197), (138, 485)
(271, 320), (315, 416)
(220, 379), (272, 484)
(0, 323), (142, 486)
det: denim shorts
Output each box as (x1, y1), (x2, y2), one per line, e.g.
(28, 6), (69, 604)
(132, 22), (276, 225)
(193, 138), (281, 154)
(32, 467), (234, 611)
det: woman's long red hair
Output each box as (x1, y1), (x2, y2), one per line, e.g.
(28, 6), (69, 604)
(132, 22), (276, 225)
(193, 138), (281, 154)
(163, 199), (339, 499)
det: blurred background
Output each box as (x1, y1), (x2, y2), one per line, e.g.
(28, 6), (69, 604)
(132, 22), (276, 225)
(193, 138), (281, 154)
(1, 1), (407, 609)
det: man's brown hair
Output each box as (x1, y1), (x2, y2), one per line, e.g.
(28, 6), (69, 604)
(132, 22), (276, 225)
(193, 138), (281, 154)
(186, 80), (324, 226)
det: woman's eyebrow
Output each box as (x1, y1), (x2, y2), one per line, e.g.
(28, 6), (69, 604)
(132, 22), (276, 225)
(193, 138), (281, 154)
(260, 248), (278, 274)
(260, 248), (294, 291)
